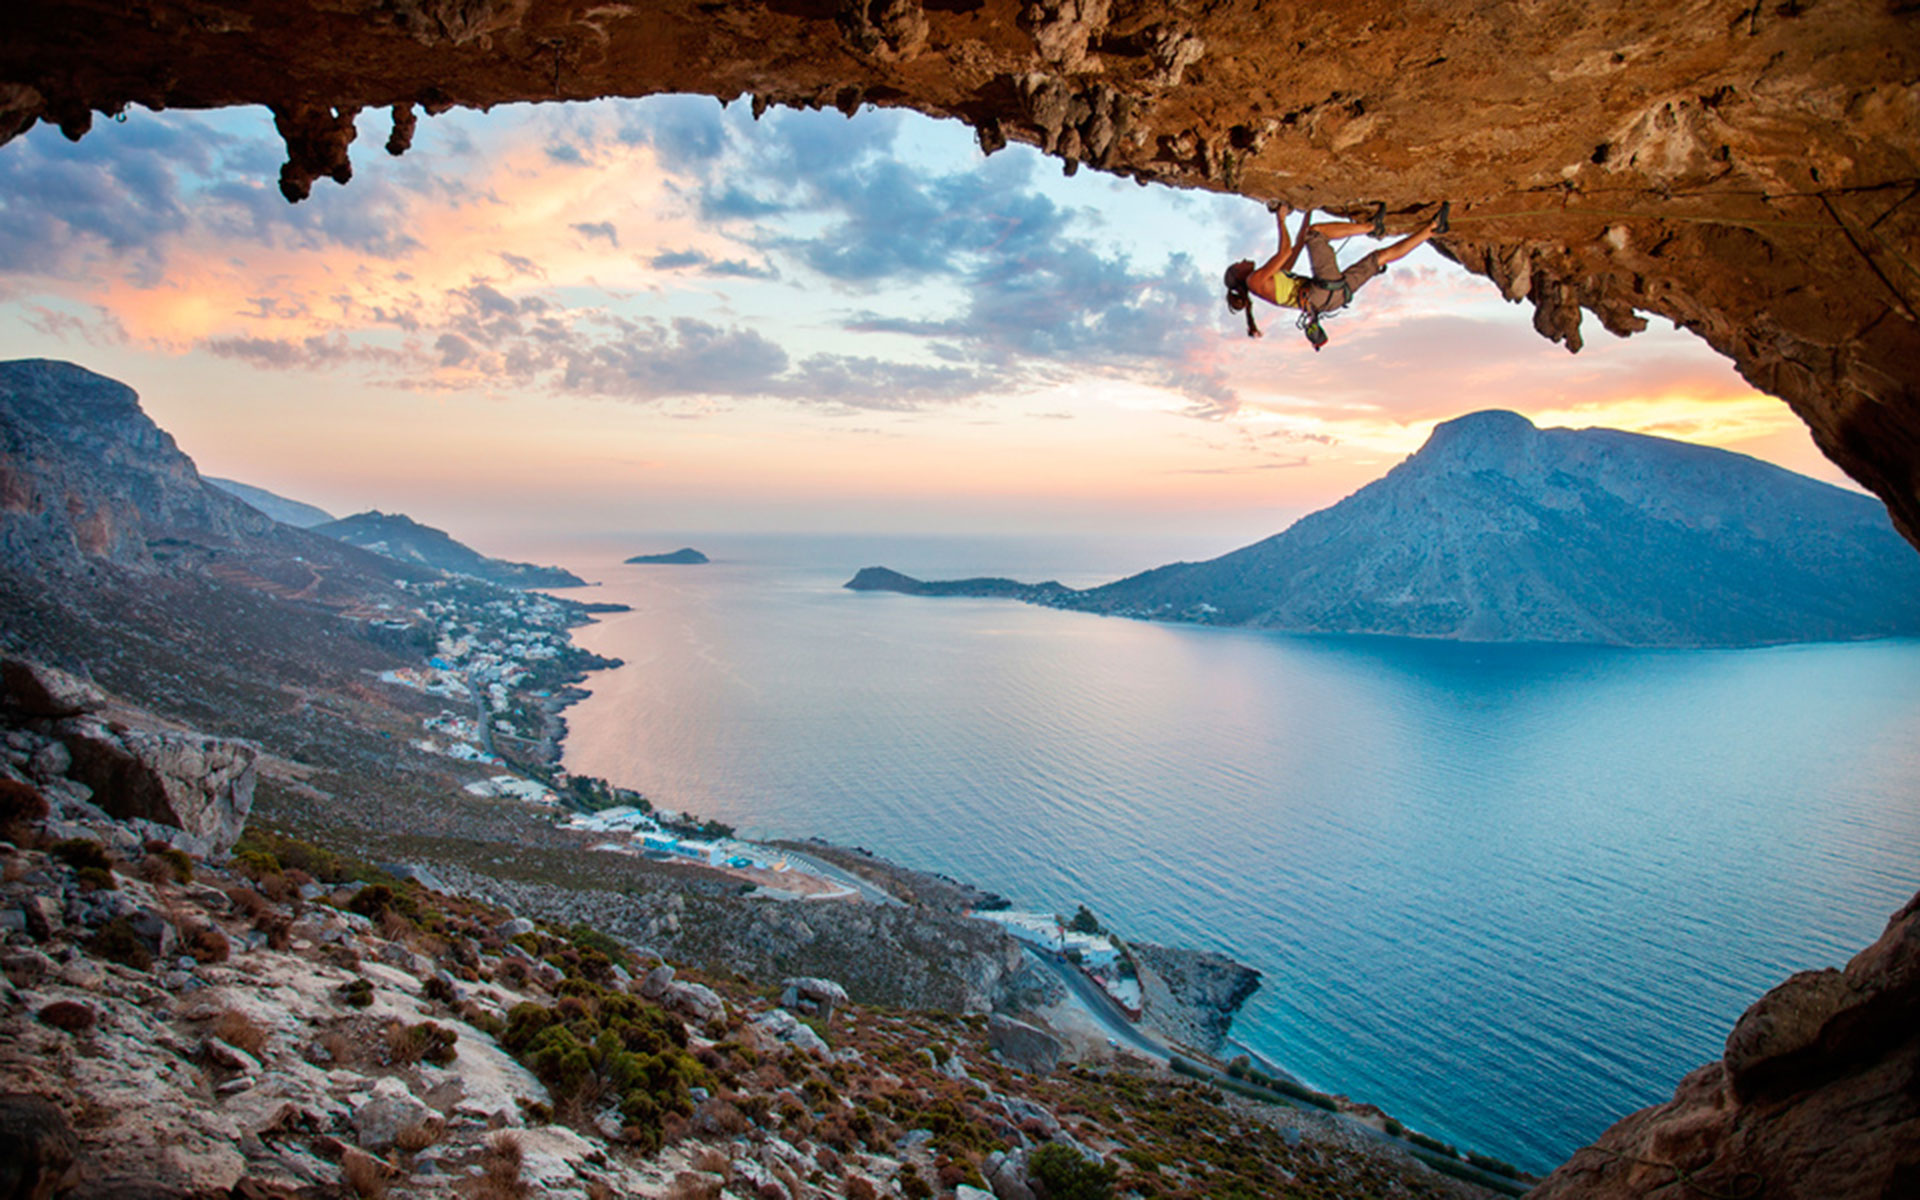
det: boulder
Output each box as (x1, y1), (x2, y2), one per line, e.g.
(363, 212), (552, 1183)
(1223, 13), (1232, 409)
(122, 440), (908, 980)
(988, 1014), (1062, 1075)
(352, 1077), (432, 1151)
(0, 1092), (82, 1200)
(494, 917), (535, 939)
(780, 975), (848, 1022)
(661, 980), (725, 1026)
(753, 1009), (829, 1058)
(57, 719), (256, 855)
(378, 863), (446, 893)
(983, 1148), (1037, 1200)
(1, 658), (103, 719)
(638, 963), (674, 999)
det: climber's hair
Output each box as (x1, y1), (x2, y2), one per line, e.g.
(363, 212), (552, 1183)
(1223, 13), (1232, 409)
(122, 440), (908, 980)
(1223, 262), (1260, 338)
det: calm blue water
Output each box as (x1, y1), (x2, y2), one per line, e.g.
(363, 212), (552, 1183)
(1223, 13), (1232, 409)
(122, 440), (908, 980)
(550, 532), (1920, 1173)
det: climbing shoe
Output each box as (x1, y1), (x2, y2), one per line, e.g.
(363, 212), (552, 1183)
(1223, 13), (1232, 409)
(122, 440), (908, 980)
(1434, 201), (1451, 235)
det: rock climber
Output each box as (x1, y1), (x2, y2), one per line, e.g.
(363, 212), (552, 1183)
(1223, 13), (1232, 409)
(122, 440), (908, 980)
(1224, 201), (1449, 348)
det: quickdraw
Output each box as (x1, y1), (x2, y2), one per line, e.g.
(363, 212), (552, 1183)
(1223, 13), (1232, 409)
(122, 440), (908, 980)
(1297, 278), (1351, 352)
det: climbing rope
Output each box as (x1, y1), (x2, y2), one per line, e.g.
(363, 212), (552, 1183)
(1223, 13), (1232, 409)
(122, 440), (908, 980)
(1572, 1146), (1764, 1200)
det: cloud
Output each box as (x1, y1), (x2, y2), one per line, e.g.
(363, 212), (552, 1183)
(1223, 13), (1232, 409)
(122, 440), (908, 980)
(556, 317), (791, 399)
(780, 354), (994, 410)
(703, 257), (778, 280)
(570, 220), (619, 246)
(650, 248), (710, 269)
(203, 332), (366, 369)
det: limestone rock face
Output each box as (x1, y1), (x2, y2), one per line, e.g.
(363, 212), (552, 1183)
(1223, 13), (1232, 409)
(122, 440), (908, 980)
(0, 1092), (81, 1200)
(2, 3), (1917, 550)
(1128, 940), (1261, 1054)
(57, 718), (257, 855)
(1532, 890), (1920, 1200)
(988, 1013), (1063, 1074)
(0, 659), (103, 720)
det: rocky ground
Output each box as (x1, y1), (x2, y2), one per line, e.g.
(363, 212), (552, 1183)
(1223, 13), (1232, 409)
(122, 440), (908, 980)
(0, 661), (1498, 1200)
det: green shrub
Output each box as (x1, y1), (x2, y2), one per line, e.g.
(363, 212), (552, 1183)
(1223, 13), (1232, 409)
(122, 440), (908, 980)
(1027, 1143), (1117, 1200)
(387, 1020), (458, 1066)
(51, 838), (112, 873)
(1406, 1130), (1460, 1157)
(1467, 1151), (1527, 1180)
(154, 846), (194, 883)
(499, 984), (706, 1152)
(339, 978), (375, 1008)
(231, 848), (282, 880)
(563, 924), (631, 967)
(90, 916), (152, 970)
(75, 866), (117, 892)
(348, 884), (414, 922)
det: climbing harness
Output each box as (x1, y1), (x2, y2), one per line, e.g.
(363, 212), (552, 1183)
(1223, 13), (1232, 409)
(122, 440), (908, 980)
(1295, 276), (1351, 351)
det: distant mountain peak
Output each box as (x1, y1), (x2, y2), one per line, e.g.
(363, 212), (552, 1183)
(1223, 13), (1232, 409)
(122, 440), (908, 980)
(317, 510), (585, 590)
(858, 416), (1920, 648)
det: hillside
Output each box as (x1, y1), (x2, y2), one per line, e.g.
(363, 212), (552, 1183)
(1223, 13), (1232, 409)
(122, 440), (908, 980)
(206, 476), (337, 528)
(318, 511), (585, 590)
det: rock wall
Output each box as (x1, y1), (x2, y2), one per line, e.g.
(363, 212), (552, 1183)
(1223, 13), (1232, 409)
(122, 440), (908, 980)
(1, 2), (1917, 548)
(1128, 938), (1261, 1054)
(1530, 889), (1920, 1200)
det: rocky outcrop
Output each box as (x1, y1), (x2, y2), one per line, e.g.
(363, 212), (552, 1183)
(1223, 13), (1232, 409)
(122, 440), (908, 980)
(988, 1013), (1064, 1074)
(57, 719), (257, 857)
(1129, 940), (1261, 1054)
(0, 1093), (81, 1200)
(2, 662), (259, 858)
(1532, 890), (1920, 1200)
(0, 659), (102, 721)
(439, 860), (1033, 1014)
(2, 4), (1917, 551)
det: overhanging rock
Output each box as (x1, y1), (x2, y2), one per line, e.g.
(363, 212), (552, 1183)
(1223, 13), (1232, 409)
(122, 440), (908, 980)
(1, 1), (1915, 546)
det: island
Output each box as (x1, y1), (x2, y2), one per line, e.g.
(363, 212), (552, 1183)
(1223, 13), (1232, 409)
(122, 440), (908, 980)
(626, 548), (709, 565)
(843, 566), (1068, 602)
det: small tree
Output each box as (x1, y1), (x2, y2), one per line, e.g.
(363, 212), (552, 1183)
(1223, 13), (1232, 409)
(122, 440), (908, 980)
(1027, 1144), (1117, 1200)
(1065, 904), (1101, 936)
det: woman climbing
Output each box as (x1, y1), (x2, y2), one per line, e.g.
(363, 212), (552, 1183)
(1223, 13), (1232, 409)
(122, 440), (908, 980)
(1224, 201), (1450, 348)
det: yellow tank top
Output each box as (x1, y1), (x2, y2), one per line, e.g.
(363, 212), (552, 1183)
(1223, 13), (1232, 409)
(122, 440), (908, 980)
(1268, 273), (1305, 309)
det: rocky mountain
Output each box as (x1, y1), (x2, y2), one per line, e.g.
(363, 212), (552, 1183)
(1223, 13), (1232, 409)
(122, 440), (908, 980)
(860, 412), (1920, 647)
(0, 358), (430, 598)
(1064, 412), (1920, 646)
(626, 548), (709, 565)
(205, 477), (336, 529)
(317, 510), (585, 589)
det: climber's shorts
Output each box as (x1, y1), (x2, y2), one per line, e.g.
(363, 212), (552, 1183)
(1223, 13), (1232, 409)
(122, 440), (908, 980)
(1300, 228), (1385, 312)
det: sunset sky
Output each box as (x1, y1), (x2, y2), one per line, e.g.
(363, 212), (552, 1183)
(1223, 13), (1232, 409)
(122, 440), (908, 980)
(0, 94), (1850, 552)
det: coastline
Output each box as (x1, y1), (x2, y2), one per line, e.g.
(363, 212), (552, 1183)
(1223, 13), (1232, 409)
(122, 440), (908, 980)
(529, 557), (1548, 1183)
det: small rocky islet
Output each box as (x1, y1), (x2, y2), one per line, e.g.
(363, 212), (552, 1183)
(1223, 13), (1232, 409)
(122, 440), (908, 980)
(625, 549), (710, 566)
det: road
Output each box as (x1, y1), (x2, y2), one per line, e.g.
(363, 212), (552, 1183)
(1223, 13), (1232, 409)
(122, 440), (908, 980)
(1025, 948), (1529, 1195)
(779, 848), (906, 906)
(1026, 948), (1168, 1060)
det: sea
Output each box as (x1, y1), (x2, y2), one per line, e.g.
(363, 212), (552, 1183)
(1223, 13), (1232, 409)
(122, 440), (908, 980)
(543, 532), (1920, 1175)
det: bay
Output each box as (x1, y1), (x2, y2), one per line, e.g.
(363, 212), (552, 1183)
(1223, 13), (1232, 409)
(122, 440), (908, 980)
(550, 532), (1920, 1173)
